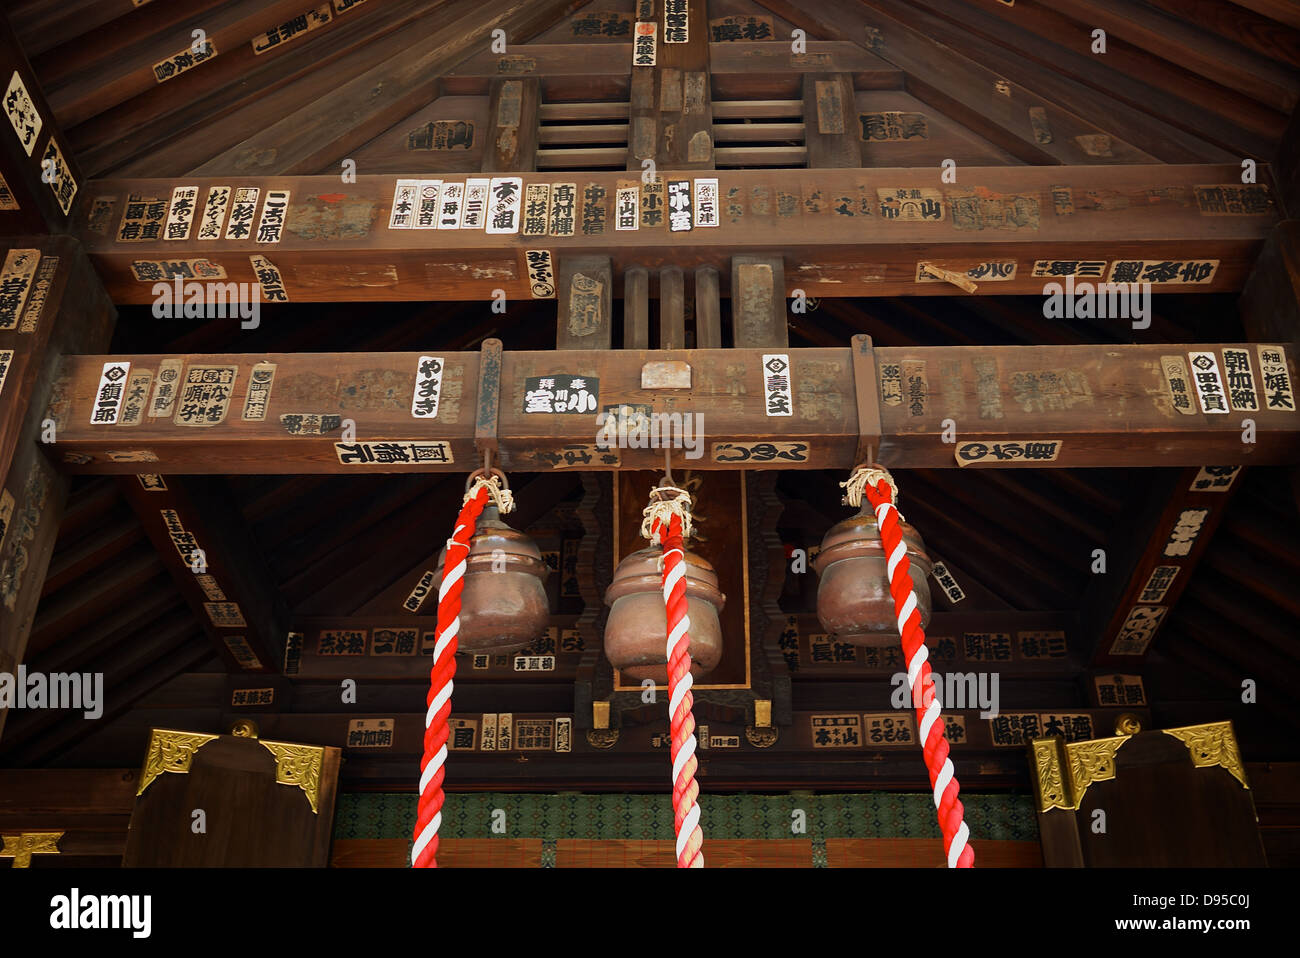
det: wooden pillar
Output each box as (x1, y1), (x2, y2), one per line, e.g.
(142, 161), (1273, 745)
(695, 265), (721, 348)
(0, 238), (114, 739)
(623, 266), (650, 349)
(731, 254), (788, 348)
(0, 19), (81, 234)
(1239, 220), (1300, 513)
(556, 256), (613, 350)
(659, 266), (685, 349)
(484, 77), (540, 172)
(802, 73), (859, 168)
(628, 0), (713, 171)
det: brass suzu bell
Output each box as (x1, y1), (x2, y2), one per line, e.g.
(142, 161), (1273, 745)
(434, 505), (550, 654)
(603, 546), (726, 684)
(812, 501), (933, 647)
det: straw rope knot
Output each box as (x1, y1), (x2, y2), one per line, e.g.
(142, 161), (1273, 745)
(464, 471), (515, 515)
(841, 463), (897, 510)
(639, 483), (694, 544)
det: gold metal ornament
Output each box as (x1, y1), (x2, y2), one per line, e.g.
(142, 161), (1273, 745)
(586, 728), (620, 749)
(1163, 721), (1248, 789)
(1029, 734), (1130, 812)
(137, 728), (220, 796)
(260, 740), (325, 813)
(0, 831), (63, 868)
(1114, 713), (1142, 736)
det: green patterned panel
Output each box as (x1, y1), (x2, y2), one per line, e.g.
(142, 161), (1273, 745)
(332, 792), (1038, 842)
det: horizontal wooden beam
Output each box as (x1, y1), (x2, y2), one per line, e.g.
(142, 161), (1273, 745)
(72, 165), (1278, 302)
(45, 341), (1300, 474)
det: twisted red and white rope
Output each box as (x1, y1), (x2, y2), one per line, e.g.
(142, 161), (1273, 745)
(863, 477), (975, 869)
(412, 483), (491, 868)
(652, 512), (705, 868)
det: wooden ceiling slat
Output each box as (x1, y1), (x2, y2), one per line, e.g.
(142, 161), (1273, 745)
(913, 468), (1097, 577)
(755, 0), (1159, 164)
(51, 478), (126, 543)
(233, 476), (322, 524)
(1159, 631), (1300, 734)
(72, 0), (445, 177)
(817, 299), (925, 347)
(888, 488), (1053, 610)
(976, 471), (1103, 542)
(41, 516), (144, 596)
(267, 478), (432, 579)
(1042, 0), (1299, 115)
(1141, 0), (1300, 68)
(1225, 0), (1300, 32)
(34, 0), (232, 88)
(26, 552), (168, 653)
(906, 0), (1273, 159)
(7, 0), (132, 58)
(903, 472), (1085, 608)
(0, 623), (213, 767)
(285, 477), (464, 613)
(189, 0), (586, 177)
(30, 589), (188, 677)
(1202, 543), (1300, 620)
(45, 0), (329, 129)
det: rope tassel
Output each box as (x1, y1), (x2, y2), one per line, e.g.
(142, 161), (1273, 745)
(858, 470), (975, 869)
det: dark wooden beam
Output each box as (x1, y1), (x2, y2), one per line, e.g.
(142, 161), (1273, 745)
(1081, 467), (1244, 668)
(72, 165), (1278, 302)
(82, 0), (448, 178)
(0, 238), (114, 739)
(117, 475), (289, 672)
(45, 341), (1300, 475)
(43, 0), (315, 129)
(0, 16), (83, 234)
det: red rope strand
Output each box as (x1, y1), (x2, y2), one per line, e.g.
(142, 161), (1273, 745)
(412, 484), (491, 868)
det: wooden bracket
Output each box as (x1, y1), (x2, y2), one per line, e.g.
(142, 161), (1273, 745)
(474, 337), (502, 458)
(850, 334), (883, 466)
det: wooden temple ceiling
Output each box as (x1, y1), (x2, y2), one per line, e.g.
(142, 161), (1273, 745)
(0, 0), (1298, 791)
(7, 0), (1297, 178)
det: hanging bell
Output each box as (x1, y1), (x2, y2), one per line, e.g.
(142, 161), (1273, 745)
(434, 504), (551, 654)
(603, 546), (726, 684)
(812, 501), (933, 647)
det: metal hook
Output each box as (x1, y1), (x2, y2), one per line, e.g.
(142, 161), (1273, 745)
(658, 447), (675, 488)
(465, 446), (507, 492)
